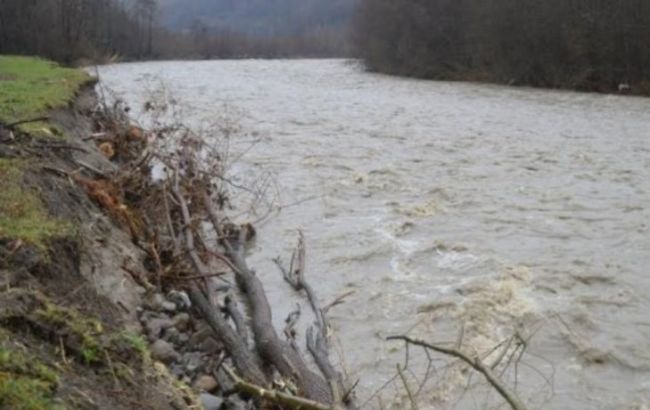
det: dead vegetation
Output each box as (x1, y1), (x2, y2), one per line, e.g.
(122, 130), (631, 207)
(80, 89), (357, 408)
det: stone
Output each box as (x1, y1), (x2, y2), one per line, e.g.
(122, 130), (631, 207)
(200, 393), (223, 410)
(169, 364), (186, 378)
(145, 316), (174, 340)
(144, 293), (177, 312)
(182, 351), (205, 375)
(163, 327), (179, 341)
(223, 396), (248, 410)
(168, 290), (192, 310)
(177, 332), (189, 345)
(193, 375), (218, 392)
(198, 337), (222, 355)
(188, 326), (212, 349)
(163, 327), (189, 350)
(150, 339), (180, 363)
(172, 312), (191, 332)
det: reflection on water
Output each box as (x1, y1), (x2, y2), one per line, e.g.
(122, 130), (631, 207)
(98, 59), (650, 409)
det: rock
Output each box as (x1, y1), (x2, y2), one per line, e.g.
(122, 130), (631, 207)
(182, 351), (205, 375)
(172, 312), (191, 332)
(168, 290), (192, 310)
(169, 364), (186, 378)
(144, 293), (177, 313)
(151, 339), (180, 363)
(177, 332), (189, 345)
(161, 300), (177, 312)
(223, 396), (248, 410)
(145, 316), (174, 340)
(200, 393), (223, 410)
(188, 326), (212, 349)
(198, 337), (222, 355)
(193, 375), (218, 392)
(163, 327), (185, 346)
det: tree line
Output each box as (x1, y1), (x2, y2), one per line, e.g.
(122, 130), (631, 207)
(0, 0), (351, 64)
(0, 0), (160, 63)
(352, 0), (650, 93)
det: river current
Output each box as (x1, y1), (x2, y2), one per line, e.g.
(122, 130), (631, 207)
(98, 59), (650, 409)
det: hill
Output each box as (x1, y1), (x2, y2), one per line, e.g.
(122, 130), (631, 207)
(157, 0), (358, 37)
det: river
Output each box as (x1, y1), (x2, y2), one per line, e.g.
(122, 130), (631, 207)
(98, 59), (650, 409)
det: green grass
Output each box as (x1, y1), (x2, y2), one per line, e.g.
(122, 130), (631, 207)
(0, 347), (62, 410)
(0, 55), (91, 134)
(0, 159), (70, 246)
(34, 301), (104, 365)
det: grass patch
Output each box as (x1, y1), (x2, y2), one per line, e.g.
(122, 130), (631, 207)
(115, 332), (150, 362)
(0, 347), (62, 410)
(34, 302), (104, 365)
(0, 55), (91, 135)
(0, 159), (70, 247)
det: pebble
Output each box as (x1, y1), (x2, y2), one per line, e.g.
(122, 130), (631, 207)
(183, 351), (205, 375)
(145, 316), (174, 340)
(223, 396), (248, 410)
(188, 326), (212, 349)
(198, 337), (222, 355)
(145, 293), (178, 312)
(168, 290), (192, 310)
(172, 312), (191, 332)
(150, 339), (180, 363)
(200, 393), (223, 410)
(169, 364), (186, 378)
(193, 375), (218, 392)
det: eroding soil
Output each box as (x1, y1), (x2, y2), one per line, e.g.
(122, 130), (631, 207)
(0, 87), (197, 410)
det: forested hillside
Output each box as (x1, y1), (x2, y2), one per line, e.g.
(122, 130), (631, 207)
(353, 0), (650, 94)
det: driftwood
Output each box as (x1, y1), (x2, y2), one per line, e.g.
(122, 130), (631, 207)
(211, 208), (335, 404)
(222, 364), (332, 410)
(155, 144), (352, 407)
(274, 232), (347, 404)
(170, 172), (268, 387)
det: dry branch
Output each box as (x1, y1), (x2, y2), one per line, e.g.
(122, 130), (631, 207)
(222, 364), (334, 410)
(274, 233), (348, 404)
(387, 336), (528, 410)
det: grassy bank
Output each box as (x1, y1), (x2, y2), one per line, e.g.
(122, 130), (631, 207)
(0, 56), (82, 246)
(0, 159), (70, 247)
(0, 56), (91, 134)
(0, 56), (197, 410)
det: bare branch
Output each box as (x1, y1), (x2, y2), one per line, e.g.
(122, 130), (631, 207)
(387, 335), (528, 410)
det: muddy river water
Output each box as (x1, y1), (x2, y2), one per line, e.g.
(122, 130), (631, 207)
(98, 60), (650, 409)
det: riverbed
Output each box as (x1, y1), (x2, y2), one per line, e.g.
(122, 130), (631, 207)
(98, 59), (650, 409)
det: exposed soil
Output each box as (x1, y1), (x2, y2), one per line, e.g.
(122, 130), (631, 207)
(0, 86), (198, 410)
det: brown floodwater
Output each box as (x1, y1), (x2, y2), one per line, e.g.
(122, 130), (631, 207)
(98, 60), (650, 409)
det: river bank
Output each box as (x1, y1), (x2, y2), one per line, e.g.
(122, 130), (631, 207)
(1, 56), (357, 410)
(0, 56), (211, 409)
(0, 56), (272, 409)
